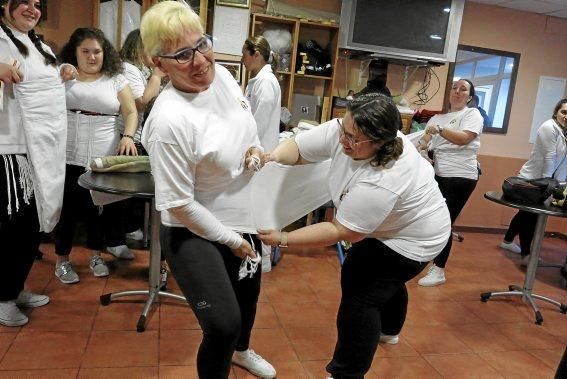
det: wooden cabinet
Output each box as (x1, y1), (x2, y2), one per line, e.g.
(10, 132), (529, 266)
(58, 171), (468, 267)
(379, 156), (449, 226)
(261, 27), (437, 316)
(249, 13), (339, 126)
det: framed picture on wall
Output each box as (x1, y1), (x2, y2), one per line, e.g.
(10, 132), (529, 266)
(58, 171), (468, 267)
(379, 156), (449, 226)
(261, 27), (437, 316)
(217, 60), (242, 84)
(216, 0), (250, 9)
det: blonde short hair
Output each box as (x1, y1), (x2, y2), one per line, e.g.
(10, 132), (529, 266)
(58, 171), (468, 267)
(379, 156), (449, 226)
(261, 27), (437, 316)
(140, 1), (203, 56)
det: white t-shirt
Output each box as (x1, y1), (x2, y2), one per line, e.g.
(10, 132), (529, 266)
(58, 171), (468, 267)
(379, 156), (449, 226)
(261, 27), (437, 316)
(519, 119), (567, 181)
(65, 74), (128, 114)
(142, 64), (261, 230)
(116, 62), (147, 141)
(295, 120), (451, 262)
(245, 64), (281, 151)
(427, 107), (484, 179)
(0, 26), (59, 154)
(65, 74), (128, 167)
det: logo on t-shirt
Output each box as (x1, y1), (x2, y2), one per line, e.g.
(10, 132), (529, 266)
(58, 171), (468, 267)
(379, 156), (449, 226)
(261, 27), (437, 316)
(239, 97), (249, 111)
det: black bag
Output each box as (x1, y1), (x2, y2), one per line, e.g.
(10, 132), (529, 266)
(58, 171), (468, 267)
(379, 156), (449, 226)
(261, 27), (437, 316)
(502, 176), (560, 204)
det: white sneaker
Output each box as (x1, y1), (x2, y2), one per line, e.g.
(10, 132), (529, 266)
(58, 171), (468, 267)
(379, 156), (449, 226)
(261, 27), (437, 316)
(0, 301), (28, 327)
(500, 241), (521, 254)
(15, 290), (49, 308)
(379, 334), (399, 344)
(418, 265), (446, 287)
(232, 349), (276, 379)
(126, 229), (144, 241)
(107, 245), (134, 260)
(89, 255), (109, 277)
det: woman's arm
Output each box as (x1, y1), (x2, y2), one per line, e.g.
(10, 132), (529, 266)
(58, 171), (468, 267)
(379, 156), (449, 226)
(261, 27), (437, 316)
(258, 218), (366, 248)
(0, 61), (22, 83)
(537, 123), (561, 177)
(262, 138), (311, 166)
(117, 85), (138, 156)
(425, 124), (477, 145)
(135, 67), (166, 112)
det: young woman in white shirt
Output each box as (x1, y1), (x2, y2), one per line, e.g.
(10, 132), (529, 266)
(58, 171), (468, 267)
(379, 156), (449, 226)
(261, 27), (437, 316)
(258, 93), (451, 379)
(241, 35), (282, 272)
(0, 0), (76, 327)
(54, 27), (138, 284)
(417, 79), (484, 287)
(140, 3), (275, 378)
(500, 98), (567, 264)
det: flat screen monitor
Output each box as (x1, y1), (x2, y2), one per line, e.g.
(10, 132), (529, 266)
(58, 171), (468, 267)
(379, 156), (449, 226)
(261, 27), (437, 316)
(339, 0), (465, 64)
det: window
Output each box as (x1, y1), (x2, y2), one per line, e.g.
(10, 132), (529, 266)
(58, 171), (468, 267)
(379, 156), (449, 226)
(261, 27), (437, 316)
(447, 45), (520, 134)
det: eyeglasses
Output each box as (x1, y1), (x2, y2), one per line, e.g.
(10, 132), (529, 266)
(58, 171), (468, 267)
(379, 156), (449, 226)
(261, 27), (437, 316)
(337, 119), (373, 147)
(158, 34), (213, 64)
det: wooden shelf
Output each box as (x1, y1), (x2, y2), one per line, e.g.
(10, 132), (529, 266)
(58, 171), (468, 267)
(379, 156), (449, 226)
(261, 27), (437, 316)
(248, 12), (339, 125)
(294, 73), (333, 80)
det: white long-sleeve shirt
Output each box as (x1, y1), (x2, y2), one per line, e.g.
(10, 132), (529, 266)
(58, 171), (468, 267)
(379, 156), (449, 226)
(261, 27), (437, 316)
(244, 64), (281, 151)
(519, 119), (567, 181)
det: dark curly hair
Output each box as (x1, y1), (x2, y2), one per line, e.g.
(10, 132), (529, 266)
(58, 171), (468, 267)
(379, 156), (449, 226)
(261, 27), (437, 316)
(58, 27), (123, 77)
(347, 93), (404, 167)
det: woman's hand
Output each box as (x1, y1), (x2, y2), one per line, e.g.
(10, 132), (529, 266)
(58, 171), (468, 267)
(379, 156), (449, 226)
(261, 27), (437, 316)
(59, 64), (77, 82)
(425, 124), (441, 135)
(117, 136), (138, 156)
(0, 61), (23, 84)
(257, 229), (283, 246)
(245, 147), (262, 171)
(231, 238), (256, 259)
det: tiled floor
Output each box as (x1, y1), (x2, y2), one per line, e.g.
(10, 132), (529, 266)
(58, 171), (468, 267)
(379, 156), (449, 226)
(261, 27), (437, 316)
(0, 232), (565, 378)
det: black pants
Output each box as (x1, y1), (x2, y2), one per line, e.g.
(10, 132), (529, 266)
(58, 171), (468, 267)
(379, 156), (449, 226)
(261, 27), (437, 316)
(0, 155), (40, 301)
(55, 164), (126, 256)
(433, 175), (478, 268)
(160, 226), (261, 379)
(326, 239), (427, 379)
(504, 210), (537, 257)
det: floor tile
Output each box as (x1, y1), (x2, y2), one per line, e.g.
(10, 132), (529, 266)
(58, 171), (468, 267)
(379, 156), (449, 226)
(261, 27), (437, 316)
(81, 330), (158, 368)
(0, 368), (78, 378)
(0, 331), (88, 370)
(0, 334), (16, 361)
(402, 325), (472, 355)
(528, 348), (565, 370)
(78, 366), (158, 378)
(424, 353), (503, 378)
(286, 327), (337, 361)
(478, 350), (556, 378)
(448, 323), (520, 352)
(371, 356), (441, 378)
(492, 322), (564, 349)
(159, 330), (201, 366)
(158, 301), (198, 330)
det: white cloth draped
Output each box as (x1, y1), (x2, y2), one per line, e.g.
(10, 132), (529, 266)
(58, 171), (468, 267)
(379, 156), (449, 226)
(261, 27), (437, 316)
(13, 77), (67, 232)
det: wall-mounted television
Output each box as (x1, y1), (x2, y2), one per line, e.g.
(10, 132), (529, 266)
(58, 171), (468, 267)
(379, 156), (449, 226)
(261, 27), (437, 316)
(339, 0), (465, 64)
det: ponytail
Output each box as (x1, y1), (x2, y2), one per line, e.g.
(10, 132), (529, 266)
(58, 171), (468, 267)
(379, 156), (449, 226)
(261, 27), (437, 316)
(268, 50), (279, 74)
(28, 29), (56, 66)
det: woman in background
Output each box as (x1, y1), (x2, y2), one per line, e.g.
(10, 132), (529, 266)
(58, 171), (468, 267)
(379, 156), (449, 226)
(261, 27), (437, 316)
(54, 27), (138, 284)
(0, 0), (75, 326)
(500, 98), (567, 264)
(140, 2), (275, 378)
(417, 78), (484, 287)
(241, 35), (281, 272)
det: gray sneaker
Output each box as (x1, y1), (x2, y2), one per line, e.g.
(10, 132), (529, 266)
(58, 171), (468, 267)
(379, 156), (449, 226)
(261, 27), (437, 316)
(0, 301), (28, 327)
(89, 255), (109, 277)
(55, 261), (80, 284)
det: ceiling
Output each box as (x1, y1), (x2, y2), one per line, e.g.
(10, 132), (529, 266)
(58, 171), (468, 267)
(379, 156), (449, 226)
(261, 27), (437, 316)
(468, 0), (567, 19)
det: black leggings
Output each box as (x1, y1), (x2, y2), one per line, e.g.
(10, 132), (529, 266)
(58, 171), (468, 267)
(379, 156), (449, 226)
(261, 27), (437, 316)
(0, 155), (40, 301)
(160, 226), (261, 379)
(504, 210), (537, 256)
(433, 175), (478, 268)
(326, 239), (427, 379)
(55, 164), (126, 256)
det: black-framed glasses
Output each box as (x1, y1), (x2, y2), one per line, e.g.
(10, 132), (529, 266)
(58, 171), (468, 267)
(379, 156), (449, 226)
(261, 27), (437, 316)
(337, 118), (373, 147)
(158, 34), (213, 64)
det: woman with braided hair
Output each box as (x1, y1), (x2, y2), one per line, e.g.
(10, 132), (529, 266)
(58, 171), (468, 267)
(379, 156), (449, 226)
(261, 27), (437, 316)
(0, 0), (76, 327)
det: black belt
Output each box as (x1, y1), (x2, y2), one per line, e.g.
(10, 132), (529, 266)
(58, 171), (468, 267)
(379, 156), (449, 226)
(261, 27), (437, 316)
(69, 109), (117, 117)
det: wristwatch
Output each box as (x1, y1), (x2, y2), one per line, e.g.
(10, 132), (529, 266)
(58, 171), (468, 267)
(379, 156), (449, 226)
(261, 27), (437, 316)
(278, 231), (288, 248)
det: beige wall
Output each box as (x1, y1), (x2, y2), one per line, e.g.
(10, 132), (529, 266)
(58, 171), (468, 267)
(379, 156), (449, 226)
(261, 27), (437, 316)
(35, 0), (94, 54)
(460, 2), (567, 159)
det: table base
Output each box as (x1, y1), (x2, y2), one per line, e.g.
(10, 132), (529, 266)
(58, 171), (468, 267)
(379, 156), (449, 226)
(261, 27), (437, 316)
(480, 285), (567, 325)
